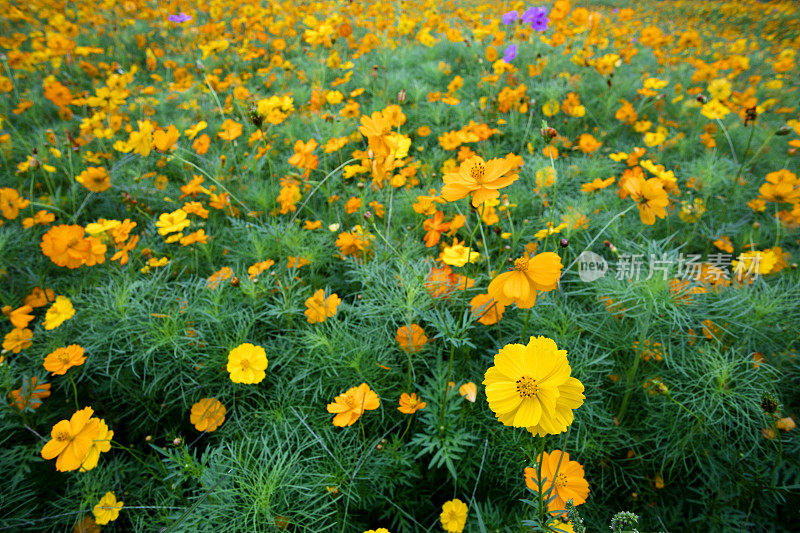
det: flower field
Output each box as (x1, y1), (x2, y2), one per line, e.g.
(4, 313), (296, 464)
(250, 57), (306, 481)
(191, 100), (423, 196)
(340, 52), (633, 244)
(2, 0), (800, 531)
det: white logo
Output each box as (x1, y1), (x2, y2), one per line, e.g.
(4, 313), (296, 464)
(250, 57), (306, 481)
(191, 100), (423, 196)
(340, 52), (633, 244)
(578, 251), (608, 282)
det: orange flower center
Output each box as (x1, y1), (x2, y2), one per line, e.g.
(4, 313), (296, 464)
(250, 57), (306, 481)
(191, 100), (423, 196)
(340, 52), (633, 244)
(514, 257), (529, 272)
(516, 376), (539, 398)
(554, 473), (569, 488)
(54, 430), (71, 442)
(469, 160), (486, 183)
(59, 352), (72, 365)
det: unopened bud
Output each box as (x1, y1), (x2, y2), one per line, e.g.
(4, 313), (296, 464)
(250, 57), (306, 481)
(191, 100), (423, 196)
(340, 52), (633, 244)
(172, 437), (182, 446)
(776, 125), (791, 136)
(560, 238), (569, 248)
(397, 89), (406, 104)
(363, 211), (373, 221)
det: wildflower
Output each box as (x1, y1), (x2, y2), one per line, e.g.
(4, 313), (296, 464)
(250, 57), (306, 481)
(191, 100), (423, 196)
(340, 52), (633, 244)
(190, 398), (226, 432)
(2, 328), (33, 353)
(459, 382), (477, 402)
(441, 156), (518, 207)
(217, 119), (243, 141)
(44, 296), (75, 330)
(93, 492), (123, 525)
(398, 393), (426, 414)
(41, 407), (101, 472)
(80, 419), (113, 472)
(483, 336), (584, 434)
(227, 343), (268, 384)
(470, 294), (505, 325)
(440, 239), (480, 267)
(732, 250), (777, 280)
(9, 376), (51, 410)
(168, 12), (192, 23)
(8, 305), (34, 329)
(327, 383), (380, 427)
(524, 450), (590, 515)
(440, 499), (468, 533)
(622, 174), (669, 225)
(304, 289), (342, 323)
(701, 100), (731, 120)
(43, 344), (86, 375)
(396, 324), (428, 353)
(153, 125), (179, 152)
(523, 7), (550, 31)
(335, 225), (374, 260)
(488, 251), (562, 308)
(581, 177), (615, 193)
(40, 225), (105, 269)
(502, 44), (517, 63)
(247, 259), (275, 280)
(75, 167), (111, 192)
(156, 209), (190, 236)
(25, 287), (55, 308)
(501, 11), (519, 25)
(423, 211), (451, 247)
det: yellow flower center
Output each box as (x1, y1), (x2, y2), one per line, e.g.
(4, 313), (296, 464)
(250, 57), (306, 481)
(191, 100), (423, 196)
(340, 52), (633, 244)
(516, 376), (539, 398)
(514, 257), (529, 272)
(554, 473), (569, 488)
(54, 430), (71, 442)
(470, 160), (486, 183)
(239, 358), (251, 370)
(59, 352), (71, 365)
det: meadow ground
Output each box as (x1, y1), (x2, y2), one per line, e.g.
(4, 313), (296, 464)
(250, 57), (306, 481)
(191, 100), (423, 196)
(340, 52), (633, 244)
(1, 0), (800, 531)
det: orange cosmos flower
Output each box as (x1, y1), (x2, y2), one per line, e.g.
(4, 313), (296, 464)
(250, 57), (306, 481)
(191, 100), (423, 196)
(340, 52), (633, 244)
(2, 328), (33, 353)
(488, 251), (563, 309)
(288, 139), (319, 174)
(217, 119), (243, 141)
(43, 344), (86, 375)
(423, 210), (451, 247)
(398, 392), (426, 414)
(40, 406), (101, 472)
(458, 382), (477, 402)
(622, 174), (669, 225)
(524, 449), (590, 516)
(396, 324), (428, 353)
(326, 383), (380, 427)
(75, 167), (111, 193)
(470, 294), (505, 325)
(441, 156), (519, 207)
(8, 305), (34, 329)
(190, 398), (227, 432)
(304, 289), (342, 323)
(40, 225), (104, 269)
(9, 376), (51, 410)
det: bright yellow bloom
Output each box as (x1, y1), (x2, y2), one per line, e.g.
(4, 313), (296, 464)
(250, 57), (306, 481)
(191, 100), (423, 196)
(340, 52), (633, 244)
(44, 296), (75, 330)
(93, 492), (123, 525)
(440, 499), (468, 533)
(227, 343), (268, 384)
(483, 336), (584, 435)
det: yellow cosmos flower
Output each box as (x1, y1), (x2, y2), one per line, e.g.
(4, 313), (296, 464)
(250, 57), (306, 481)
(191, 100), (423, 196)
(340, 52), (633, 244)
(483, 336), (584, 435)
(43, 296), (75, 330)
(227, 343), (268, 384)
(93, 492), (123, 525)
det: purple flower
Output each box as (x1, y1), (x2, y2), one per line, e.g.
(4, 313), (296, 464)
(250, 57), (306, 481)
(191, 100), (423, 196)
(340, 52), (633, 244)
(522, 6), (550, 32)
(502, 44), (517, 63)
(168, 12), (192, 23)
(501, 10), (519, 25)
